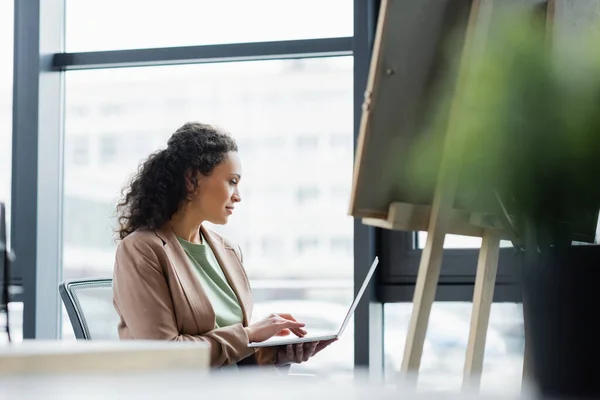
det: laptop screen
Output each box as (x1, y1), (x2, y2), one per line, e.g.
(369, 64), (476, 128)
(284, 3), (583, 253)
(336, 256), (379, 336)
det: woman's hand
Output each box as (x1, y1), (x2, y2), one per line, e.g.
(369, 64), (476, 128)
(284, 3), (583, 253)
(275, 339), (337, 365)
(245, 313), (307, 343)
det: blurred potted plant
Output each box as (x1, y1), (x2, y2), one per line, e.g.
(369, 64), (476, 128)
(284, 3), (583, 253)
(409, 12), (600, 398)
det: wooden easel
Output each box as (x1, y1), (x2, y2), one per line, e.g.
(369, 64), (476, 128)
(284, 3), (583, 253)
(367, 0), (506, 389)
(357, 0), (556, 391)
(397, 0), (502, 390)
(351, 0), (600, 391)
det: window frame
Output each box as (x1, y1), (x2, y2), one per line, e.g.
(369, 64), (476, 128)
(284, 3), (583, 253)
(11, 0), (65, 338)
(376, 230), (523, 303)
(11, 0), (357, 343)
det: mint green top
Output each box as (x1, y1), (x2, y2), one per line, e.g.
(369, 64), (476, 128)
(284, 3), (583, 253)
(176, 235), (244, 329)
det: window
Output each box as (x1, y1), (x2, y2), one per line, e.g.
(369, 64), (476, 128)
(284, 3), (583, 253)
(69, 136), (90, 166)
(100, 103), (125, 117)
(62, 57), (355, 376)
(296, 134), (319, 152)
(417, 232), (515, 249)
(296, 237), (319, 255)
(0, 1), (13, 244)
(99, 135), (118, 164)
(261, 236), (284, 259)
(330, 236), (352, 256)
(0, 3), (15, 343)
(260, 136), (286, 152)
(66, 0), (353, 51)
(68, 105), (90, 118)
(296, 185), (320, 205)
(331, 185), (350, 201)
(165, 97), (190, 111)
(384, 302), (524, 394)
(236, 138), (256, 153)
(121, 132), (158, 163)
(62, 197), (116, 249)
(243, 240), (253, 258)
(330, 132), (352, 153)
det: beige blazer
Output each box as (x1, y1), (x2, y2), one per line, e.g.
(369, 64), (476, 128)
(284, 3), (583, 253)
(112, 225), (277, 367)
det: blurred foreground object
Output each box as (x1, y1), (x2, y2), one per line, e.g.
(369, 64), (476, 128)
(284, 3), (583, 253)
(0, 366), (528, 400)
(0, 340), (210, 375)
(409, 3), (600, 398)
(349, 0), (600, 398)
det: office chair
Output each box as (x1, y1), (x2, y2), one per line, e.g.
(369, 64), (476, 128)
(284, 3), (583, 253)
(59, 278), (120, 340)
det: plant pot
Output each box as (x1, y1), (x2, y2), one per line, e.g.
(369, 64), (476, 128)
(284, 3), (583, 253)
(521, 244), (600, 399)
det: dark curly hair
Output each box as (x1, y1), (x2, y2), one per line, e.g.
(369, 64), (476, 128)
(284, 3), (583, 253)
(116, 122), (238, 240)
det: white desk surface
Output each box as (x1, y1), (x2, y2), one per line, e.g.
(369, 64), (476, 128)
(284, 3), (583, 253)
(0, 339), (209, 355)
(0, 339), (210, 375)
(0, 370), (528, 400)
(0, 341), (531, 399)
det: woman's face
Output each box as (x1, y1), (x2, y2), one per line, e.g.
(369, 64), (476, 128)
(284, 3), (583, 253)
(190, 151), (242, 225)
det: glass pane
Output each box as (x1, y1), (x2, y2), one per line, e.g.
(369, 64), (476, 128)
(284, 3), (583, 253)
(62, 57), (354, 376)
(0, 1), (13, 243)
(417, 232), (514, 249)
(66, 0), (353, 52)
(418, 211), (600, 249)
(384, 302), (524, 394)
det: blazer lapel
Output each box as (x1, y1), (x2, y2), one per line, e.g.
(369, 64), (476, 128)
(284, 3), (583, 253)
(201, 226), (253, 326)
(155, 226), (216, 332)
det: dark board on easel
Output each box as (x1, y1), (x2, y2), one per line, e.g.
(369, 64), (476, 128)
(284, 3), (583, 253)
(349, 0), (598, 243)
(349, 0), (473, 220)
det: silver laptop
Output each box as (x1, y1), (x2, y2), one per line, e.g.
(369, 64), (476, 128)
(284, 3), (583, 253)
(248, 256), (379, 348)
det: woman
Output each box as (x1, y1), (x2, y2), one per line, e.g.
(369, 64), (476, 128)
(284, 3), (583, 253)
(112, 122), (335, 368)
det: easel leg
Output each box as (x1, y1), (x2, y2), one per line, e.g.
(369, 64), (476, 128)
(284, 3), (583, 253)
(521, 295), (532, 393)
(399, 203), (451, 385)
(399, 0), (485, 386)
(462, 229), (500, 390)
(522, 336), (529, 383)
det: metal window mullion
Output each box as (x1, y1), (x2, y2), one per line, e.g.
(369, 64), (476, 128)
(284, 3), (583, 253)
(12, 0), (65, 339)
(53, 37), (354, 70)
(353, 0), (383, 377)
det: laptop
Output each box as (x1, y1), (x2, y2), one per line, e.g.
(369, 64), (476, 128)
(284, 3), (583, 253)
(248, 256), (379, 348)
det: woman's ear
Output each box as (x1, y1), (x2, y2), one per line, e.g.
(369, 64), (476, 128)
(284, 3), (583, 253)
(184, 169), (200, 196)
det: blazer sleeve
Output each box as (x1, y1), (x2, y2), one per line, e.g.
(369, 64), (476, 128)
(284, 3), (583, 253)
(113, 236), (255, 367)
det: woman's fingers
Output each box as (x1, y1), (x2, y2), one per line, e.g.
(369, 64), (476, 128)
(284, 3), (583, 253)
(274, 328), (291, 337)
(263, 313), (307, 338)
(248, 314), (307, 343)
(276, 340), (330, 365)
(275, 326), (305, 338)
(281, 319), (305, 329)
(302, 342), (317, 362)
(290, 327), (307, 337)
(280, 320), (306, 336)
(294, 342), (320, 363)
(275, 313), (303, 327)
(314, 338), (337, 355)
(294, 343), (304, 363)
(277, 313), (298, 322)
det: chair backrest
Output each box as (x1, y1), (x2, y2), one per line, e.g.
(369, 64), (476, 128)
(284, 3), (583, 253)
(59, 278), (120, 340)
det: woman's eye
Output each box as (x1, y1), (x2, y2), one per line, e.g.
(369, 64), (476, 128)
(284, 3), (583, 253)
(230, 179), (238, 185)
